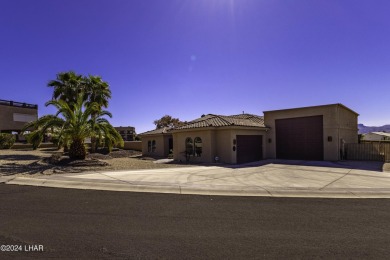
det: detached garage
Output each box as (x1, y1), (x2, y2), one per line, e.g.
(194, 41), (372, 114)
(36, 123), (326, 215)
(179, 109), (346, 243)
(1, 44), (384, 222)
(264, 104), (358, 161)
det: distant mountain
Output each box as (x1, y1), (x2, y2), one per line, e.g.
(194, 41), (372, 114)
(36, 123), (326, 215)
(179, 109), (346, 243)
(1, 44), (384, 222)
(358, 124), (390, 134)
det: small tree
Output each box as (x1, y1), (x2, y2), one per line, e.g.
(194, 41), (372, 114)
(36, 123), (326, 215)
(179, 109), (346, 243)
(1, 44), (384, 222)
(153, 115), (184, 129)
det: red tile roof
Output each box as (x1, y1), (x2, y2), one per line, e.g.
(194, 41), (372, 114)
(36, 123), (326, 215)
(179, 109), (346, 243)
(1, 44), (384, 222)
(172, 114), (265, 130)
(139, 127), (171, 136)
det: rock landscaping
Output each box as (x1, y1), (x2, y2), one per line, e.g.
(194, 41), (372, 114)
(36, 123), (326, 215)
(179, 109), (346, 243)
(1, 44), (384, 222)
(0, 148), (184, 176)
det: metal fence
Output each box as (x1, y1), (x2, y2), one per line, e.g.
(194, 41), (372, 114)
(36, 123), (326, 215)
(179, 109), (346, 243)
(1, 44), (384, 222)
(345, 142), (390, 162)
(0, 99), (38, 109)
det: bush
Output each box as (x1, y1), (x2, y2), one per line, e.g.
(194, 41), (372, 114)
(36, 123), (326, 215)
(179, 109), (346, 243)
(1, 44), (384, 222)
(0, 133), (16, 149)
(51, 135), (60, 146)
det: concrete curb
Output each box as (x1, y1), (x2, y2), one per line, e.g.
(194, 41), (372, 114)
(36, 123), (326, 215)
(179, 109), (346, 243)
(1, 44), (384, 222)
(5, 177), (390, 198)
(0, 176), (16, 183)
(7, 177), (182, 194)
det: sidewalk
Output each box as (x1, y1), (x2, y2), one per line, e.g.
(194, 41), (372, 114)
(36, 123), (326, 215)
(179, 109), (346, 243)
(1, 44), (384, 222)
(2, 160), (390, 198)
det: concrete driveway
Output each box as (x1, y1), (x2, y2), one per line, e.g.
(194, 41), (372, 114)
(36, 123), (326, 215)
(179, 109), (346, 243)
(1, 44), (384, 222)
(3, 160), (390, 198)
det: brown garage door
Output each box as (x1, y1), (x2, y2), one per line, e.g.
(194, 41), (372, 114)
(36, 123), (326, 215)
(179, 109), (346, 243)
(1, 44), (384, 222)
(275, 115), (323, 160)
(236, 135), (263, 164)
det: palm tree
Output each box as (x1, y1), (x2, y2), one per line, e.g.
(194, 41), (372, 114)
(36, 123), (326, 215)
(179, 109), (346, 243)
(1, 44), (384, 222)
(84, 75), (112, 153)
(48, 72), (113, 153)
(24, 115), (64, 150)
(23, 93), (123, 160)
(85, 75), (111, 109)
(47, 71), (85, 106)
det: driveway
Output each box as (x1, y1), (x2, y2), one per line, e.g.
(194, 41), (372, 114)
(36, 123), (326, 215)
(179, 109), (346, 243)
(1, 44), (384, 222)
(3, 159), (390, 198)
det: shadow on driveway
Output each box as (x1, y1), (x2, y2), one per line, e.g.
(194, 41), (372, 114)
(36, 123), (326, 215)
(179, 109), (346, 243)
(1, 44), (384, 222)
(175, 159), (386, 172)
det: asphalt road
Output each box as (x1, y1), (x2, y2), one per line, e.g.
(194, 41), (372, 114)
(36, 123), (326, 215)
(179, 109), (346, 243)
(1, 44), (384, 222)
(0, 184), (390, 259)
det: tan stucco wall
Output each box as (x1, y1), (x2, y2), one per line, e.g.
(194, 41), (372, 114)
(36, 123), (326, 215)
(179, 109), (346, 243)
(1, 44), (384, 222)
(173, 129), (215, 163)
(141, 135), (171, 157)
(215, 129), (232, 163)
(338, 105), (359, 144)
(0, 105), (38, 131)
(172, 128), (267, 164)
(123, 141), (142, 151)
(264, 104), (358, 161)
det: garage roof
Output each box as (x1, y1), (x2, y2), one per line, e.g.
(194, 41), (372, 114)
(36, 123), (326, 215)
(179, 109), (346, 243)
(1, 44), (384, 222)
(263, 103), (359, 116)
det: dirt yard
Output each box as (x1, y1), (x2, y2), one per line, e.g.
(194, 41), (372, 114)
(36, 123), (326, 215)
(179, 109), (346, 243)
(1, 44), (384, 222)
(0, 148), (186, 176)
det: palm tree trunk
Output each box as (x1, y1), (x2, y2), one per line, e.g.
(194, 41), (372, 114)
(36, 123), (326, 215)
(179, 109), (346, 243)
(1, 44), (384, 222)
(90, 136), (97, 153)
(90, 113), (97, 153)
(69, 138), (86, 160)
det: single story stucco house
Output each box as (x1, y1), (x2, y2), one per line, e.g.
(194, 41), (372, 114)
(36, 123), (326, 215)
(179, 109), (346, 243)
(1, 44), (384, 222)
(139, 103), (359, 164)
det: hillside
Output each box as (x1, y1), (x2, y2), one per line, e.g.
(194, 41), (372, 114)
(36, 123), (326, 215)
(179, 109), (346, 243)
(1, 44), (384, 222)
(358, 124), (390, 134)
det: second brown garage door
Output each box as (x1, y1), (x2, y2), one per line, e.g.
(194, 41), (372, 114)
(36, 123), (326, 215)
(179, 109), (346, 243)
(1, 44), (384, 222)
(236, 135), (263, 164)
(275, 115), (323, 160)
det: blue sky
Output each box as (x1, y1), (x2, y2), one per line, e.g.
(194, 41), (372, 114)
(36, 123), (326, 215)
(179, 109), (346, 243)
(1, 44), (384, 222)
(1, 0), (389, 133)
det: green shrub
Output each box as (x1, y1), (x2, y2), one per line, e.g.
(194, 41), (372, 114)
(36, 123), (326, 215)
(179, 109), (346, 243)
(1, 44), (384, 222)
(0, 133), (16, 149)
(50, 135), (60, 146)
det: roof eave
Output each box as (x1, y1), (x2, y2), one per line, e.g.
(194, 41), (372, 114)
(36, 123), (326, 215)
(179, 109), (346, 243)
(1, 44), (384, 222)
(170, 125), (268, 133)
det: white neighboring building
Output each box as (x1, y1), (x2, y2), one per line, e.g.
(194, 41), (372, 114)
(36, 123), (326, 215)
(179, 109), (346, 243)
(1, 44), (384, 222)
(363, 132), (390, 141)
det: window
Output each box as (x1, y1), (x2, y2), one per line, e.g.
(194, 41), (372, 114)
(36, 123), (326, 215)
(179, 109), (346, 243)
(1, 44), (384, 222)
(147, 140), (151, 152)
(194, 137), (202, 157)
(148, 140), (156, 153)
(13, 113), (37, 123)
(185, 137), (193, 156)
(184, 137), (202, 157)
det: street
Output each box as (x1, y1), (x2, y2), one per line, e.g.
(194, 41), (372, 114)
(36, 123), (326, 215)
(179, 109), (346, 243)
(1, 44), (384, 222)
(0, 184), (389, 259)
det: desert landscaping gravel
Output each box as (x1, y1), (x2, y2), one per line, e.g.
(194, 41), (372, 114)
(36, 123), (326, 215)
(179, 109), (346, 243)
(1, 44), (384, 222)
(2, 148), (389, 177)
(0, 148), (187, 176)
